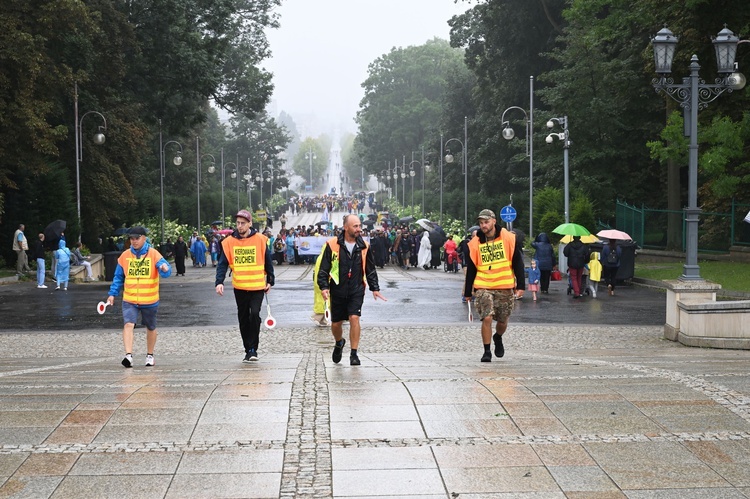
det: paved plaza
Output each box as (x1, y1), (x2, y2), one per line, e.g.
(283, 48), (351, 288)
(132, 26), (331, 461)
(1, 212), (750, 497)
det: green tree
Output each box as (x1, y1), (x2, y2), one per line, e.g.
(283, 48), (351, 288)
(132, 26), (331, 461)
(292, 139), (328, 191)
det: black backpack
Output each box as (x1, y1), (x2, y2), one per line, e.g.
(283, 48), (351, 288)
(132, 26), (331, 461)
(606, 247), (619, 264)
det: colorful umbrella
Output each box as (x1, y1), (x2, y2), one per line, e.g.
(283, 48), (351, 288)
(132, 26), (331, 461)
(560, 234), (599, 244)
(597, 229), (632, 240)
(552, 223), (591, 237)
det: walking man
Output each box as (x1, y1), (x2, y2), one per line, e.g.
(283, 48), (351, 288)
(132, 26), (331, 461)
(33, 233), (47, 288)
(464, 209), (526, 362)
(106, 226), (172, 367)
(215, 210), (275, 363)
(317, 214), (387, 366)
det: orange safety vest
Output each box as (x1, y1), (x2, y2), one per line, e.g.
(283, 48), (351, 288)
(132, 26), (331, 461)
(222, 234), (268, 291)
(326, 237), (369, 288)
(118, 247), (164, 305)
(468, 228), (516, 290)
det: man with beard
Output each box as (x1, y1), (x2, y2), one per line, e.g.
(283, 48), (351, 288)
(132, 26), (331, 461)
(464, 209), (526, 363)
(317, 215), (387, 366)
(215, 210), (275, 362)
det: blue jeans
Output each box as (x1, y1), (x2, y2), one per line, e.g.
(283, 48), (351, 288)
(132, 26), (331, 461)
(36, 258), (45, 286)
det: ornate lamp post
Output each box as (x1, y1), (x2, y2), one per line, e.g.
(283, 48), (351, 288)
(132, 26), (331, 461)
(545, 116), (570, 223)
(443, 116), (469, 230)
(158, 120), (182, 245)
(196, 138), (215, 233)
(408, 161), (420, 216)
(651, 25), (745, 280)
(501, 77), (534, 237)
(223, 159), (237, 222)
(74, 83), (107, 242)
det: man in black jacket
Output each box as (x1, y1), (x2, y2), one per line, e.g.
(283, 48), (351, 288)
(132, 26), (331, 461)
(563, 236), (590, 298)
(317, 214), (387, 366)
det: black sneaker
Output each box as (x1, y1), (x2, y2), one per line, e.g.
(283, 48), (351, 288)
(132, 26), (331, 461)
(350, 353), (361, 366)
(242, 352), (252, 363)
(493, 333), (505, 358)
(248, 349), (258, 361)
(332, 339), (346, 364)
(481, 351), (492, 362)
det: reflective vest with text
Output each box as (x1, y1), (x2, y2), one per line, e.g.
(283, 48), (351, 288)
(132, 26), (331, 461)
(468, 229), (516, 290)
(222, 234), (268, 291)
(118, 247), (163, 305)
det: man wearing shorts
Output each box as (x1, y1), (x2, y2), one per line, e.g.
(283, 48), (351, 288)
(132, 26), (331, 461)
(317, 214), (387, 366)
(107, 226), (172, 367)
(464, 209), (526, 362)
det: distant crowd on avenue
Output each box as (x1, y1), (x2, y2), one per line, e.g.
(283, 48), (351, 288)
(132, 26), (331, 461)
(10, 191), (622, 368)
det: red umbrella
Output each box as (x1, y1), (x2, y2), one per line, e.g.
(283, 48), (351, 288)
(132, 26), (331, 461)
(217, 229), (233, 235)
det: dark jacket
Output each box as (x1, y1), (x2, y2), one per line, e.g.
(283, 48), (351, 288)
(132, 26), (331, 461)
(32, 239), (45, 260)
(174, 240), (188, 258)
(214, 227), (275, 287)
(601, 244), (622, 268)
(531, 233), (555, 271)
(317, 233), (380, 295)
(563, 239), (590, 269)
(463, 228), (526, 297)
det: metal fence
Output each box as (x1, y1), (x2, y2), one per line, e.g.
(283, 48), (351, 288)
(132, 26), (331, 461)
(616, 199), (750, 253)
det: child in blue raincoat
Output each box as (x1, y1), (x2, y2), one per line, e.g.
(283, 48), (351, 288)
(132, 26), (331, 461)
(54, 239), (72, 290)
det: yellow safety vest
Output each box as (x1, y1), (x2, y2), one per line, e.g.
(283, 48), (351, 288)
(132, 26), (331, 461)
(118, 247), (163, 305)
(326, 237), (369, 288)
(222, 234), (268, 291)
(468, 229), (516, 290)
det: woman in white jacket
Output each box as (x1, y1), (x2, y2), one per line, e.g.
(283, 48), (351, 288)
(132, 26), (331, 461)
(417, 230), (432, 269)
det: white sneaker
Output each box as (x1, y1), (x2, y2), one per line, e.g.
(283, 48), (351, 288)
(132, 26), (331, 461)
(122, 354), (133, 368)
(37, 284), (47, 289)
(145, 354), (154, 367)
(55, 286), (60, 291)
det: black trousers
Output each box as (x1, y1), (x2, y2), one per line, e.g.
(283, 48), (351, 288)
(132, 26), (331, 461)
(540, 269), (551, 292)
(233, 288), (264, 352)
(175, 256), (186, 275)
(603, 266), (618, 290)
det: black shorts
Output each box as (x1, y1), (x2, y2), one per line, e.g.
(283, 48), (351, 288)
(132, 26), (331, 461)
(330, 292), (365, 323)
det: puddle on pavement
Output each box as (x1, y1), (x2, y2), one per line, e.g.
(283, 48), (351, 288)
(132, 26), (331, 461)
(386, 281), (398, 288)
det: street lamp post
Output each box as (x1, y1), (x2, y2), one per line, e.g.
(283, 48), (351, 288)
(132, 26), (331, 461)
(158, 120), (183, 245)
(196, 138), (216, 233)
(545, 116), (570, 223)
(224, 160), (237, 221)
(305, 146), (316, 193)
(501, 76), (534, 237)
(408, 161), (420, 216)
(651, 26), (745, 280)
(73, 82), (107, 242)
(443, 116), (469, 230)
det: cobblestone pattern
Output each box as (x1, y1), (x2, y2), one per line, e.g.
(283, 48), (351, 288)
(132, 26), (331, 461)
(280, 351), (332, 498)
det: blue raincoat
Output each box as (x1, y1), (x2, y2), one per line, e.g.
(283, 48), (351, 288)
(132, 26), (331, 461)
(191, 238), (207, 266)
(54, 239), (71, 285)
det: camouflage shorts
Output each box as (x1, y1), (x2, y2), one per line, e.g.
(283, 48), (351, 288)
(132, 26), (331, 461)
(474, 288), (515, 323)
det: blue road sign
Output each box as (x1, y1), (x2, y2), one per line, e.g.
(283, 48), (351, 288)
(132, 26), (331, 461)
(500, 205), (517, 223)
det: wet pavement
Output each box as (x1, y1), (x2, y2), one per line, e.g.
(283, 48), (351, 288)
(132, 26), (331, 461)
(1, 211), (749, 498)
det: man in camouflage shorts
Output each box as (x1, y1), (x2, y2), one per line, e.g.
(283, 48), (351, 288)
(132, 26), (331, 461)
(463, 209), (526, 362)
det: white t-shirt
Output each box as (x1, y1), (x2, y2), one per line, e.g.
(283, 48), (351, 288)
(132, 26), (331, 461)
(344, 240), (356, 255)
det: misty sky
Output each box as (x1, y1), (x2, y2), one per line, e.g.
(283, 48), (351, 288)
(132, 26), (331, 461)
(264, 0), (471, 135)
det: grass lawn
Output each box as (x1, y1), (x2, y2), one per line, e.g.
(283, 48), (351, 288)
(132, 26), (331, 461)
(635, 261), (750, 293)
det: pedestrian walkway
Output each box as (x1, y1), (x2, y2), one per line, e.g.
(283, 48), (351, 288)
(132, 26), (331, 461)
(1, 321), (749, 497)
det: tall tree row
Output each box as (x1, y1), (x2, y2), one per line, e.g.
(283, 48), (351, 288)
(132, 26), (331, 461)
(0, 0), (280, 256)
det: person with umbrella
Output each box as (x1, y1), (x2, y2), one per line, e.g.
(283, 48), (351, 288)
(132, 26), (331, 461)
(464, 209), (526, 363)
(600, 239), (622, 296)
(563, 235), (591, 299)
(531, 233), (555, 295)
(417, 229), (432, 269)
(106, 226), (172, 367)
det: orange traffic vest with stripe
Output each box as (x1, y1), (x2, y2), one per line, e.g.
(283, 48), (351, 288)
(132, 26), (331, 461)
(118, 247), (163, 305)
(326, 237), (369, 288)
(222, 234), (268, 291)
(468, 229), (516, 290)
